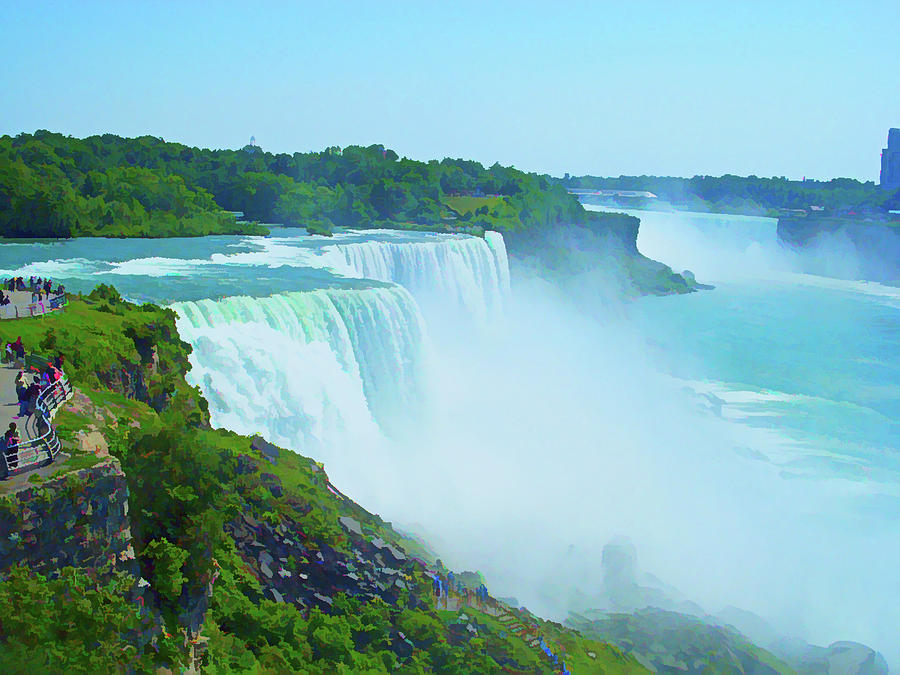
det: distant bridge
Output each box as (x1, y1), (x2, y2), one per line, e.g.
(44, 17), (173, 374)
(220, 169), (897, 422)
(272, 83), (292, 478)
(567, 188), (658, 199)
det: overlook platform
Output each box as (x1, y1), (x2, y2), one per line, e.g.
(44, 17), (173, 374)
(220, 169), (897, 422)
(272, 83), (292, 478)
(0, 290), (67, 320)
(0, 355), (73, 480)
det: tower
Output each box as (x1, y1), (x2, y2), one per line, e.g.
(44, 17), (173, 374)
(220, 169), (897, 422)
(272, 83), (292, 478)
(880, 128), (900, 190)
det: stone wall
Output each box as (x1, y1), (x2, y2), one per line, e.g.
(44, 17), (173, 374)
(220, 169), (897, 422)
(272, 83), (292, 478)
(0, 458), (139, 580)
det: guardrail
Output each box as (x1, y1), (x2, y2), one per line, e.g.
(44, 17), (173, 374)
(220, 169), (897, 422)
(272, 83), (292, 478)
(1, 357), (73, 479)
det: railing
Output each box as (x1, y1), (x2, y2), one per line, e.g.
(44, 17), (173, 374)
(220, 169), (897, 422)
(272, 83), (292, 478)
(1, 357), (73, 479)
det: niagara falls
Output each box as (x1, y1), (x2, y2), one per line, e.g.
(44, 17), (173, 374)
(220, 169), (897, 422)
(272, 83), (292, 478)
(1, 3), (898, 672)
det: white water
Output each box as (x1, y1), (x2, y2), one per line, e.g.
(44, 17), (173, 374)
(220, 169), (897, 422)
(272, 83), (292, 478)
(172, 285), (428, 455)
(92, 218), (894, 664)
(308, 231), (510, 324)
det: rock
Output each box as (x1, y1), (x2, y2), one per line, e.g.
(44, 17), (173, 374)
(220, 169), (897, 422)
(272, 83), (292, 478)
(260, 562), (273, 579)
(313, 593), (333, 607)
(259, 550), (274, 567)
(269, 588), (284, 603)
(277, 568), (291, 579)
(824, 641), (889, 675)
(74, 428), (110, 457)
(250, 436), (279, 464)
(339, 516), (363, 536)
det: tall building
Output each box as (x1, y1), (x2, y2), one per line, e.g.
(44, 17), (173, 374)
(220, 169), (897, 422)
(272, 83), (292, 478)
(880, 128), (900, 190)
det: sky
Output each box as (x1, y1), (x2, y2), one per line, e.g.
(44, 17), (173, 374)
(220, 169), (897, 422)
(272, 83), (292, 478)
(1, 1), (898, 181)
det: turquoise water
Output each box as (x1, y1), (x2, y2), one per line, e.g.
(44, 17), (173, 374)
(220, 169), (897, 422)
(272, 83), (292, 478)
(589, 206), (900, 487)
(0, 227), (470, 303)
(630, 280), (900, 482)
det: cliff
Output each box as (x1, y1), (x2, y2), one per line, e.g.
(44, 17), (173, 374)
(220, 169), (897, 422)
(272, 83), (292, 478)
(0, 457), (138, 579)
(503, 210), (702, 297)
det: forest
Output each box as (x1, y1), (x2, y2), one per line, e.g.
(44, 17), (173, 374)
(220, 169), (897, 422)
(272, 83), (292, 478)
(0, 131), (585, 238)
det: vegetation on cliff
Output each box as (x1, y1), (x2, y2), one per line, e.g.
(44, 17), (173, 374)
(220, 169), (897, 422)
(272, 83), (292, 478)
(0, 290), (644, 673)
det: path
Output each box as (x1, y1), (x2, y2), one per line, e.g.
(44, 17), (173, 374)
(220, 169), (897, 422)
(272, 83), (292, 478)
(435, 589), (568, 670)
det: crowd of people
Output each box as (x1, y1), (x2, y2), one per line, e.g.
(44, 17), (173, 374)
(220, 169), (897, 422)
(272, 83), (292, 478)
(1, 338), (66, 474)
(0, 276), (66, 309)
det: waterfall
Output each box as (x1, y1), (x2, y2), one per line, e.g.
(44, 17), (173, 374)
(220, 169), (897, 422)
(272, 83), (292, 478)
(314, 232), (510, 322)
(171, 285), (428, 456)
(584, 206), (791, 282)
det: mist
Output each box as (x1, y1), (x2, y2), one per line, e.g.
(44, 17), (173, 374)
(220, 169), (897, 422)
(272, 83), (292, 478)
(172, 221), (899, 665)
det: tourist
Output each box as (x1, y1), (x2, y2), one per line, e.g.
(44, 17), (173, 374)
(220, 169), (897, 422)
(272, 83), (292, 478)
(12, 336), (24, 360)
(53, 353), (65, 370)
(4, 423), (20, 471)
(4, 343), (13, 363)
(25, 376), (41, 417)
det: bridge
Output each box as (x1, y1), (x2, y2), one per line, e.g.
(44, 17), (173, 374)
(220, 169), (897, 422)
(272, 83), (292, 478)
(567, 188), (658, 199)
(0, 353), (73, 479)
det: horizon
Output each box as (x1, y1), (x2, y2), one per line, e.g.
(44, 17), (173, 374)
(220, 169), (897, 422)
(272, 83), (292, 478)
(2, 2), (898, 181)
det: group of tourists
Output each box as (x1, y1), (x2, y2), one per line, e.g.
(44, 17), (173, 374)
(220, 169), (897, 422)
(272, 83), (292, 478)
(430, 570), (493, 611)
(0, 277), (66, 318)
(15, 360), (64, 420)
(4, 276), (64, 295)
(1, 339), (66, 475)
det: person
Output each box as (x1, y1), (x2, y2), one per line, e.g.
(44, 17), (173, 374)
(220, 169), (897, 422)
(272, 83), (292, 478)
(5, 423), (20, 471)
(25, 376), (41, 417)
(12, 337), (24, 360)
(3, 343), (12, 363)
(15, 372), (28, 419)
(53, 354), (65, 370)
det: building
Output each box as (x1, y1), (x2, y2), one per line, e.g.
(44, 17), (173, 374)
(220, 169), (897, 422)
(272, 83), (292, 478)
(880, 128), (900, 190)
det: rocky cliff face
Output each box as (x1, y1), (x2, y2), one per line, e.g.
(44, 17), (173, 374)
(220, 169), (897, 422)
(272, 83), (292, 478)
(0, 458), (139, 580)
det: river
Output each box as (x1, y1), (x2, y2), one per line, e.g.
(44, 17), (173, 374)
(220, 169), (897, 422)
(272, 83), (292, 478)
(1, 213), (897, 663)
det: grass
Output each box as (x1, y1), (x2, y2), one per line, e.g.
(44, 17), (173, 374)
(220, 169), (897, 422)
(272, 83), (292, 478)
(442, 195), (506, 216)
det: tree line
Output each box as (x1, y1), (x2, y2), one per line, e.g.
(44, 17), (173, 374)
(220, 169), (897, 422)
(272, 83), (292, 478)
(0, 130), (589, 238)
(559, 173), (900, 216)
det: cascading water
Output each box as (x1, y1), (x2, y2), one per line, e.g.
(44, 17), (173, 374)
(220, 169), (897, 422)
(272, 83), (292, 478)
(312, 232), (510, 323)
(172, 285), (429, 454)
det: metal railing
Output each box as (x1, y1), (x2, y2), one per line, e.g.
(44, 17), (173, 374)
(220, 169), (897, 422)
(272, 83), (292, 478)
(1, 357), (73, 478)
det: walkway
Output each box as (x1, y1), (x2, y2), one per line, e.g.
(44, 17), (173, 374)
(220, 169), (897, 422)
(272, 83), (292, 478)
(0, 291), (66, 320)
(0, 363), (37, 440)
(0, 356), (72, 481)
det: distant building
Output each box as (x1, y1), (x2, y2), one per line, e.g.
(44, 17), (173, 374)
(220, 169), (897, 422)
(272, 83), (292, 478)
(880, 128), (900, 190)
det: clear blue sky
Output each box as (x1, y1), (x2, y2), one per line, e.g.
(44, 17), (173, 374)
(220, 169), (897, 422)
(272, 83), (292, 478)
(2, 1), (898, 180)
